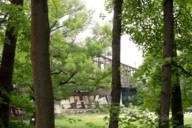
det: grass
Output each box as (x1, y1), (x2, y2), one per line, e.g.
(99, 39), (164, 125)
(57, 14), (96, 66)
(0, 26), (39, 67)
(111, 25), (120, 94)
(10, 112), (192, 128)
(184, 115), (192, 126)
(55, 113), (192, 128)
(55, 113), (107, 128)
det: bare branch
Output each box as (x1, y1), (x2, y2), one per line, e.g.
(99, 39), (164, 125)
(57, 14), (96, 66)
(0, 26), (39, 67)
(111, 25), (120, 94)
(49, 20), (58, 32)
(173, 63), (192, 77)
(50, 24), (65, 33)
(59, 71), (78, 85)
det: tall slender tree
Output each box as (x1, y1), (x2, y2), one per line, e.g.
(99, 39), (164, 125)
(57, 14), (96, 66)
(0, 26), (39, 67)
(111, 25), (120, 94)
(108, 0), (123, 128)
(159, 0), (174, 127)
(0, 0), (23, 127)
(159, 0), (184, 127)
(31, 0), (54, 128)
(171, 27), (184, 128)
(171, 63), (184, 127)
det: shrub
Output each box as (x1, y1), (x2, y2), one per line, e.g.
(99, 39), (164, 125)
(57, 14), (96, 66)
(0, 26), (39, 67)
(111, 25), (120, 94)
(119, 106), (158, 128)
(10, 120), (29, 128)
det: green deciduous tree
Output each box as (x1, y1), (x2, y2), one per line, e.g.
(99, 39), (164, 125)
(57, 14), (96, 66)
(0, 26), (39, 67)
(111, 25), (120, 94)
(50, 24), (111, 99)
(0, 0), (23, 127)
(120, 0), (192, 127)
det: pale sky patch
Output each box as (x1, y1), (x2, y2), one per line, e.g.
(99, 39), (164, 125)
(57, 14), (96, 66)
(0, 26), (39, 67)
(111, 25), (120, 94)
(82, 0), (143, 68)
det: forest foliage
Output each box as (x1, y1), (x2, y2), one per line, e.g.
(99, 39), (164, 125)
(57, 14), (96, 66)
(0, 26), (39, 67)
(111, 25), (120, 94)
(1, 0), (192, 128)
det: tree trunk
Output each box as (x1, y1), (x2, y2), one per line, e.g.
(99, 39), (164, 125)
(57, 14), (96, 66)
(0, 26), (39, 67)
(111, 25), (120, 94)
(108, 0), (123, 128)
(171, 45), (183, 127)
(159, 0), (173, 128)
(171, 83), (184, 127)
(0, 0), (23, 127)
(31, 0), (54, 128)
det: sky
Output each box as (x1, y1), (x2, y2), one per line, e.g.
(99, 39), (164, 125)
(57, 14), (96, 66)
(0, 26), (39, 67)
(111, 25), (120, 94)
(82, 0), (143, 68)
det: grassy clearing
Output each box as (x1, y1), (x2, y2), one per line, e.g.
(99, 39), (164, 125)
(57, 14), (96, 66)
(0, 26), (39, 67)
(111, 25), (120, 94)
(184, 115), (192, 125)
(55, 113), (107, 128)
(55, 113), (192, 128)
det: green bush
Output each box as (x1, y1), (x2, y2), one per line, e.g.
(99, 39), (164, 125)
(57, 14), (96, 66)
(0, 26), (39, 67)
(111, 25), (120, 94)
(119, 107), (158, 128)
(10, 120), (29, 128)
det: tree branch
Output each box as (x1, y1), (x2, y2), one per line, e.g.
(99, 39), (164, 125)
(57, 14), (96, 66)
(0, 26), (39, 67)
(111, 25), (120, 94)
(173, 63), (192, 77)
(50, 24), (65, 33)
(49, 20), (58, 32)
(59, 71), (78, 85)
(51, 70), (67, 75)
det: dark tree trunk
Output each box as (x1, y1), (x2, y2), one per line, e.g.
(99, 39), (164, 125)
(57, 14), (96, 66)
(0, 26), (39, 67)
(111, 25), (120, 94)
(159, 0), (184, 127)
(0, 0), (23, 127)
(171, 83), (184, 127)
(31, 0), (55, 128)
(171, 46), (184, 127)
(159, 0), (175, 127)
(108, 0), (123, 128)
